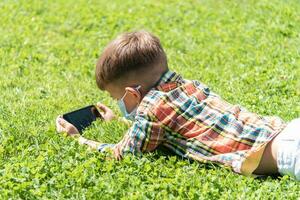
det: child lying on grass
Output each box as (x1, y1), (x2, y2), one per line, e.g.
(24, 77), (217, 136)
(56, 30), (300, 180)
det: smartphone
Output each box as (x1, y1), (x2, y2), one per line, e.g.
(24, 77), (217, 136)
(62, 105), (102, 133)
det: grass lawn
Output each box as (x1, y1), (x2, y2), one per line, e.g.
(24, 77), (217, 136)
(1, 0), (300, 199)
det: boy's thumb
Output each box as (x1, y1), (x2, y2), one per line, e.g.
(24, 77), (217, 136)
(57, 117), (67, 127)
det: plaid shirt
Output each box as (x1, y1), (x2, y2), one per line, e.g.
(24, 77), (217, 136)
(98, 70), (286, 175)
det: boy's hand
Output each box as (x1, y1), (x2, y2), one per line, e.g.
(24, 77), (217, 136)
(96, 102), (115, 121)
(56, 116), (80, 136)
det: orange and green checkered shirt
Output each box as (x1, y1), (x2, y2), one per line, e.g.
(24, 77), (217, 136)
(98, 70), (286, 175)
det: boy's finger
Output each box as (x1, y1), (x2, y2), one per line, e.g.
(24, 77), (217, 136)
(56, 117), (64, 132)
(113, 147), (122, 160)
(57, 125), (65, 133)
(57, 117), (68, 128)
(96, 102), (107, 112)
(56, 116), (62, 127)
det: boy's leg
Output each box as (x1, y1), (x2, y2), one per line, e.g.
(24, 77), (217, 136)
(276, 118), (300, 180)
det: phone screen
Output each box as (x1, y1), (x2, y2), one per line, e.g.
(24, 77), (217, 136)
(62, 105), (102, 133)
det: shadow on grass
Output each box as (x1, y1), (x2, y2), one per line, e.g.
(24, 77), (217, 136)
(153, 145), (228, 171)
(153, 145), (283, 181)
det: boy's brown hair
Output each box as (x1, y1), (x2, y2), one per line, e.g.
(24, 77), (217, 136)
(95, 30), (168, 90)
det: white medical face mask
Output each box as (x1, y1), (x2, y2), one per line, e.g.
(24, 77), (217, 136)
(117, 85), (141, 121)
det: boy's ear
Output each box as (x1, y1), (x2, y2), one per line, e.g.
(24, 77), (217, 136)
(125, 87), (142, 101)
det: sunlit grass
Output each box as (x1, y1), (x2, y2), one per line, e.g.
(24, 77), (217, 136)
(0, 0), (299, 199)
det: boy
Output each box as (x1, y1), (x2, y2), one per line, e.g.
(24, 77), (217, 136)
(56, 30), (300, 180)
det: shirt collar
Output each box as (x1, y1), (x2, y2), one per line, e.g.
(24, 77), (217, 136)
(153, 70), (183, 88)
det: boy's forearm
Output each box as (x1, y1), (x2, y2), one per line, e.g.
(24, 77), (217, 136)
(77, 136), (102, 150)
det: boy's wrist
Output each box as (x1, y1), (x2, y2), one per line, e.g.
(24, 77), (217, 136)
(117, 117), (132, 126)
(70, 133), (81, 138)
(77, 136), (88, 145)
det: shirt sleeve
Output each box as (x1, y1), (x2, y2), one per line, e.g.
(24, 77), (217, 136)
(98, 112), (165, 159)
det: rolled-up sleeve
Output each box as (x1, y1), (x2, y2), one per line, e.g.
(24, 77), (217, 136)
(98, 113), (165, 159)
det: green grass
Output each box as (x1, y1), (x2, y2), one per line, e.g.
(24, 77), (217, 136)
(1, 0), (300, 199)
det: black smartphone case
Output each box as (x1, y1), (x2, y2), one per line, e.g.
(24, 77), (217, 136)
(62, 105), (101, 133)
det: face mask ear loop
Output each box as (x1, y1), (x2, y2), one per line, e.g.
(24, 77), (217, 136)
(134, 85), (142, 100)
(135, 85), (142, 90)
(119, 88), (129, 102)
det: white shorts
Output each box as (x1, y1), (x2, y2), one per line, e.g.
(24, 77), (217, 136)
(276, 118), (300, 180)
